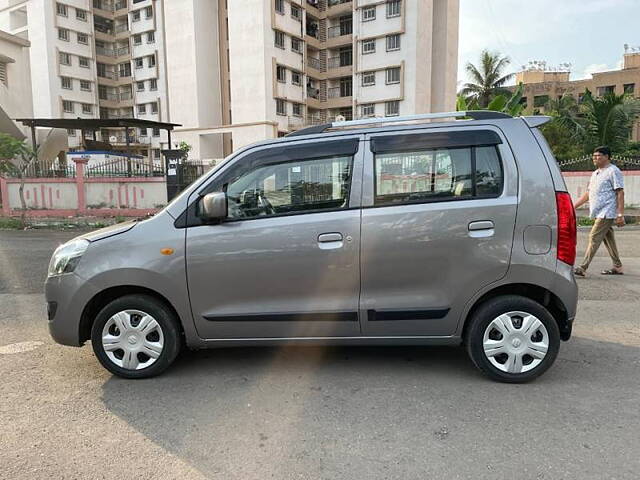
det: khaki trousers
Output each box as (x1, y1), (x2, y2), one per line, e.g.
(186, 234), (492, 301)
(579, 218), (622, 271)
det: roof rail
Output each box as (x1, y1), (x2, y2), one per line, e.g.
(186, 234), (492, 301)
(286, 110), (512, 137)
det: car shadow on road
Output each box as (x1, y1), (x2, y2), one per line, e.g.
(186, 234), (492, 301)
(100, 338), (640, 478)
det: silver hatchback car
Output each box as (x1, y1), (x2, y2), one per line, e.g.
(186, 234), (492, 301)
(45, 111), (578, 382)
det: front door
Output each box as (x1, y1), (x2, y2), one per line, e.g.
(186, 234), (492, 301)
(186, 138), (363, 339)
(359, 128), (518, 336)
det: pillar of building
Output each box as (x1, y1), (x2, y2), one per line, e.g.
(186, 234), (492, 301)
(73, 158), (88, 215)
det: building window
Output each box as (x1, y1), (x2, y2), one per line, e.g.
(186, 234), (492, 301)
(386, 0), (401, 18)
(147, 31), (155, 43)
(385, 100), (399, 116)
(79, 56), (90, 68)
(148, 54), (156, 67)
(386, 34), (400, 51)
(275, 0), (284, 14)
(276, 98), (287, 116)
(119, 62), (131, 77)
(61, 76), (72, 89)
(133, 34), (142, 45)
(153, 148), (161, 158)
(291, 70), (302, 85)
(596, 85), (615, 96)
(62, 100), (74, 113)
(138, 104), (147, 114)
(80, 80), (91, 91)
(291, 37), (303, 54)
(134, 57), (144, 69)
(82, 103), (92, 114)
(67, 129), (76, 136)
(361, 103), (375, 117)
(134, 82), (144, 92)
(77, 32), (88, 44)
(132, 10), (140, 22)
(362, 71), (375, 86)
(386, 67), (400, 84)
(145, 6), (153, 18)
(150, 101), (158, 114)
(56, 3), (67, 16)
(362, 6), (375, 21)
(58, 28), (69, 41)
(533, 95), (549, 108)
(362, 39), (376, 54)
(59, 52), (72, 66)
(139, 127), (148, 137)
(624, 83), (635, 94)
(76, 8), (87, 21)
(149, 78), (157, 91)
(276, 65), (286, 83)
(292, 103), (302, 117)
(291, 4), (301, 20)
(153, 127), (160, 137)
(0, 63), (5, 86)
(275, 30), (285, 49)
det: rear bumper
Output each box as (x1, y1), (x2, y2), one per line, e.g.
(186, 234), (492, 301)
(45, 273), (99, 347)
(553, 260), (579, 341)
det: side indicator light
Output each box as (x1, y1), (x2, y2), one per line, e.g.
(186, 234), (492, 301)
(160, 248), (175, 256)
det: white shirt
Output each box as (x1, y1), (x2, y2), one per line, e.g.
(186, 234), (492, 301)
(588, 164), (624, 219)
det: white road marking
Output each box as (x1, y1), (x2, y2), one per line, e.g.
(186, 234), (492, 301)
(0, 341), (44, 355)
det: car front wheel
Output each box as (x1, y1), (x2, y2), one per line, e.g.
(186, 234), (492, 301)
(465, 295), (560, 383)
(91, 294), (181, 379)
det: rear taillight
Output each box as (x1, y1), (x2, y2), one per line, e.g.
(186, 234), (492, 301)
(556, 192), (577, 265)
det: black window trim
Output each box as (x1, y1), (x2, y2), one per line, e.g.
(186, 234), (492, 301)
(175, 138), (361, 228)
(371, 141), (505, 208)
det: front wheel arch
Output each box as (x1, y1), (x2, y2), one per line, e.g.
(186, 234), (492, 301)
(80, 285), (184, 345)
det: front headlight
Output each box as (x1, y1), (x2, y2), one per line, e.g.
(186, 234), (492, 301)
(47, 239), (90, 277)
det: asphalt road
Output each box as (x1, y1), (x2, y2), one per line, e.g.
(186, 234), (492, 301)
(0, 227), (639, 479)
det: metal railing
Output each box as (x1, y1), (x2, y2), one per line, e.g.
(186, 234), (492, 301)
(557, 155), (640, 171)
(328, 0), (351, 5)
(5, 159), (76, 178)
(97, 70), (118, 80)
(328, 86), (352, 98)
(94, 24), (114, 35)
(115, 23), (129, 34)
(85, 158), (162, 178)
(115, 0), (127, 10)
(328, 23), (352, 38)
(307, 57), (322, 70)
(328, 55), (352, 69)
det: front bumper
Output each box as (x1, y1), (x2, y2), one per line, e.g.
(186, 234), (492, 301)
(44, 273), (99, 347)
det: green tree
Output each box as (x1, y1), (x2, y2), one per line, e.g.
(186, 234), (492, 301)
(0, 133), (39, 225)
(460, 50), (514, 108)
(457, 83), (525, 117)
(579, 90), (640, 153)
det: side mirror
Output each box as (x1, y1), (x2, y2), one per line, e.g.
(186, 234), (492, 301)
(200, 192), (227, 221)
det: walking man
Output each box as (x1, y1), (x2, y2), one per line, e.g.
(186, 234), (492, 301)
(573, 146), (625, 276)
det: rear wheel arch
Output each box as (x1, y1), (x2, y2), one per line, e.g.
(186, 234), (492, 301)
(79, 285), (184, 344)
(461, 283), (572, 342)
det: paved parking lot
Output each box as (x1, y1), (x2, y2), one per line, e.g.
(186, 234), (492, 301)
(0, 227), (639, 479)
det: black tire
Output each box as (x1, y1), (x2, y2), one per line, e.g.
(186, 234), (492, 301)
(91, 294), (181, 379)
(465, 295), (560, 383)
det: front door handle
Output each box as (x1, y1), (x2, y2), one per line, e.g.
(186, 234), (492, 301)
(468, 220), (494, 231)
(318, 232), (343, 243)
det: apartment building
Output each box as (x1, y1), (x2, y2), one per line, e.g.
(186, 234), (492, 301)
(514, 50), (640, 139)
(0, 29), (33, 140)
(165, 0), (459, 161)
(0, 0), (169, 161)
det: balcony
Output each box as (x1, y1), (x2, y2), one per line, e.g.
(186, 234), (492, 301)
(328, 56), (352, 69)
(328, 86), (352, 98)
(115, 23), (129, 35)
(307, 57), (322, 71)
(328, 23), (352, 38)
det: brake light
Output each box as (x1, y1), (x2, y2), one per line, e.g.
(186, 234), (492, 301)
(556, 192), (577, 265)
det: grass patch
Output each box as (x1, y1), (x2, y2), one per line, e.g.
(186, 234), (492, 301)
(0, 217), (26, 229)
(577, 217), (595, 227)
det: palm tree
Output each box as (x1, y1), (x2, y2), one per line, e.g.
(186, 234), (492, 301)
(579, 90), (640, 152)
(460, 50), (514, 108)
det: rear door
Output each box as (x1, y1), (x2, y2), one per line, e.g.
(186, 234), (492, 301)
(359, 126), (518, 336)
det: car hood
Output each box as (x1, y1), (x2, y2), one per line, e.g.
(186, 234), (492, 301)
(81, 220), (137, 242)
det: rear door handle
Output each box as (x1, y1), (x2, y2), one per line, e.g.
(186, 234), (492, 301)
(468, 220), (495, 238)
(318, 232), (343, 243)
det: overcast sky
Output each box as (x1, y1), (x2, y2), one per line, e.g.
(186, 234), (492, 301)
(458, 0), (640, 88)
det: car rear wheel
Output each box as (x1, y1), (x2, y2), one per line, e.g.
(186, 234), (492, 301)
(91, 295), (181, 379)
(465, 295), (560, 383)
